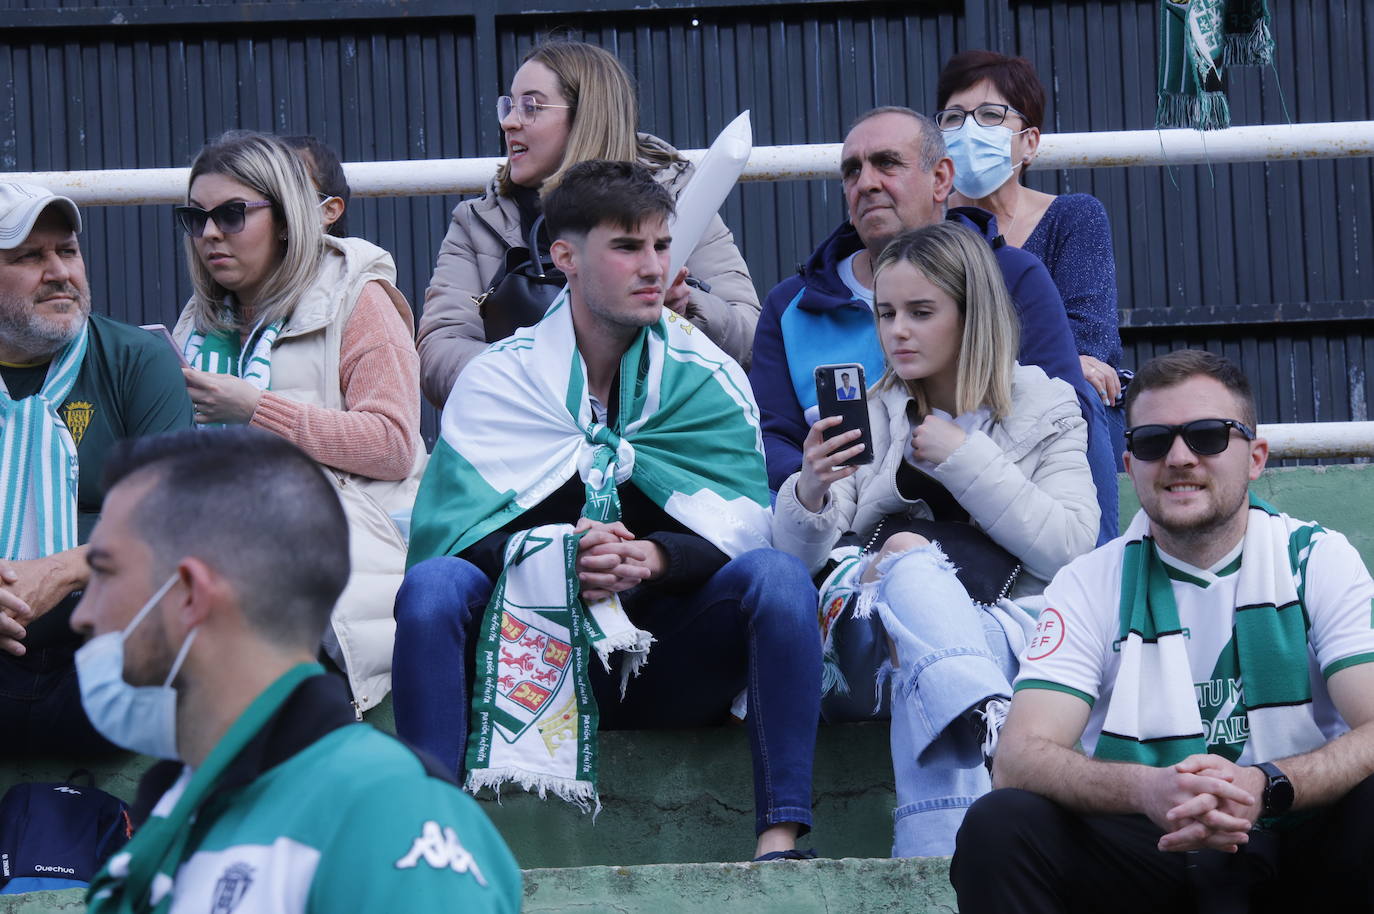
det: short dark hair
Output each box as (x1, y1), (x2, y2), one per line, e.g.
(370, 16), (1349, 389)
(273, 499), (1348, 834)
(102, 428), (350, 650)
(542, 159), (674, 242)
(283, 135), (351, 237)
(848, 106), (948, 172)
(937, 50), (1047, 132)
(1123, 350), (1258, 429)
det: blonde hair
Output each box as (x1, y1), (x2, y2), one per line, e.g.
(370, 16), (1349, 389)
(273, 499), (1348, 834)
(872, 222), (1019, 419)
(496, 39), (677, 197)
(183, 131), (325, 334)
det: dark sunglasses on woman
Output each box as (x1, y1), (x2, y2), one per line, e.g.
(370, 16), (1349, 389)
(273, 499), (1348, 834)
(1124, 418), (1256, 461)
(174, 200), (273, 238)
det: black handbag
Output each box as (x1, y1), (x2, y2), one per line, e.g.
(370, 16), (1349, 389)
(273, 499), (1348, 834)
(835, 514), (1022, 607)
(474, 214), (566, 343)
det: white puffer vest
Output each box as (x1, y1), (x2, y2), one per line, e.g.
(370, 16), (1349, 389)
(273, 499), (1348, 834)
(174, 235), (426, 711)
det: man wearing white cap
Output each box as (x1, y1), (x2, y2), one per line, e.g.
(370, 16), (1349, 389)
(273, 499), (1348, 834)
(0, 181), (192, 752)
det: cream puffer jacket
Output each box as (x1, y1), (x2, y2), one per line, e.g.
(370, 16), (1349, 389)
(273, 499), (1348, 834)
(174, 236), (426, 712)
(772, 363), (1100, 602)
(416, 133), (762, 406)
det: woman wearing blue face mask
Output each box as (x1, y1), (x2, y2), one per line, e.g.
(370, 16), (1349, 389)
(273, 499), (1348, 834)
(936, 51), (1127, 464)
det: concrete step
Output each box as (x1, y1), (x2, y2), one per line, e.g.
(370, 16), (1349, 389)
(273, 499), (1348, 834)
(1, 858), (957, 914)
(3, 718), (898, 868)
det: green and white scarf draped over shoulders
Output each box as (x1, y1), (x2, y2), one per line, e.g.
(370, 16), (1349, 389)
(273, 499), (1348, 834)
(407, 291), (772, 807)
(0, 321), (90, 560)
(1096, 495), (1328, 768)
(181, 308), (283, 391)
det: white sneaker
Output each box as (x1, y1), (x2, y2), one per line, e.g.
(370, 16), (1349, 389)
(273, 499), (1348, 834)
(974, 696), (1010, 773)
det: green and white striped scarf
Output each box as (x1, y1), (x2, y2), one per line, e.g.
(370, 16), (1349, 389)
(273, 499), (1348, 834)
(181, 316), (283, 391)
(1157, 0), (1273, 130)
(86, 664), (321, 914)
(1095, 495), (1326, 767)
(0, 322), (89, 561)
(408, 290), (772, 806)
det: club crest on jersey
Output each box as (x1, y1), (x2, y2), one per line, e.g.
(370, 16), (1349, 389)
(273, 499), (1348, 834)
(210, 862), (254, 914)
(62, 400), (94, 446)
(395, 821), (487, 887)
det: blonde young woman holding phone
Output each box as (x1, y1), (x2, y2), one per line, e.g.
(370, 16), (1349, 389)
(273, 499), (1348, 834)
(772, 221), (1099, 857)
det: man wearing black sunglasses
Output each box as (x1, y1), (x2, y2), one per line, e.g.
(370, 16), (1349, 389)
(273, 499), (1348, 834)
(953, 349), (1374, 912)
(0, 182), (193, 755)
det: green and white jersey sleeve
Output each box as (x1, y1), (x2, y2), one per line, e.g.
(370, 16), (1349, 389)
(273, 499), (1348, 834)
(158, 725), (521, 914)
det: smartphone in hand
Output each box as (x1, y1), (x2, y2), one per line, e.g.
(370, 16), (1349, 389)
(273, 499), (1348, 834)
(140, 324), (191, 368)
(814, 362), (874, 467)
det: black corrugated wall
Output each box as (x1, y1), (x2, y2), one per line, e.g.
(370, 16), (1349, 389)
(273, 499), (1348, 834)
(2, 0), (1371, 438)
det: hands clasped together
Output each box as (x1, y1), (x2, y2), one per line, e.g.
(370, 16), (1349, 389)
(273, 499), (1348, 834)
(0, 556), (77, 656)
(573, 517), (666, 603)
(1142, 754), (1266, 854)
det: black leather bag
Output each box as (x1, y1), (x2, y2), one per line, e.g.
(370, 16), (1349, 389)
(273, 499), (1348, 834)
(837, 515), (1022, 606)
(475, 215), (566, 343)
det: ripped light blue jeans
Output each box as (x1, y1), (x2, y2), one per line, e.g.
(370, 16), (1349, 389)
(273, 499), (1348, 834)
(823, 543), (1028, 858)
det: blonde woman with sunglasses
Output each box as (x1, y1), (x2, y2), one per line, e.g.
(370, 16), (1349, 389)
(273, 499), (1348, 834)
(416, 38), (761, 406)
(171, 130), (425, 714)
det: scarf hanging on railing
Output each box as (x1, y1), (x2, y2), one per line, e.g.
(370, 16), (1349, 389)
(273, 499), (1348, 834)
(1157, 0), (1273, 130)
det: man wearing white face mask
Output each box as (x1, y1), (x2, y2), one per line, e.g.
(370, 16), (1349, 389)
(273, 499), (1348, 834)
(748, 106), (1120, 558)
(70, 427), (521, 914)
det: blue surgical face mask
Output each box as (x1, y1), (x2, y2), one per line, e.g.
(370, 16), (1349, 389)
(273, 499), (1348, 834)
(945, 119), (1029, 200)
(75, 573), (198, 761)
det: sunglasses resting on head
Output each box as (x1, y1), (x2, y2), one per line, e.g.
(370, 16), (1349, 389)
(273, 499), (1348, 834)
(1124, 418), (1256, 461)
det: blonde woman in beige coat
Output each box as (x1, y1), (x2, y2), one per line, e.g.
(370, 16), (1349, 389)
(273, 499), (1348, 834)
(772, 222), (1098, 857)
(416, 39), (761, 407)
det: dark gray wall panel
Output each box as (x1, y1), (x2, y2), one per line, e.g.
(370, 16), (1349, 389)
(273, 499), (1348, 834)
(1, 0), (1371, 438)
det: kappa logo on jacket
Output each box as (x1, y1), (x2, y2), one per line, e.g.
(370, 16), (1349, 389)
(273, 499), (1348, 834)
(394, 821), (487, 887)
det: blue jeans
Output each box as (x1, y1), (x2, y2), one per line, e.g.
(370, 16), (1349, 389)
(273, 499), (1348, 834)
(826, 545), (1022, 857)
(392, 547), (821, 835)
(1079, 391), (1120, 544)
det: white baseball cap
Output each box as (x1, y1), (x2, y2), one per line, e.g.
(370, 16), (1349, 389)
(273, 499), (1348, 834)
(0, 182), (82, 250)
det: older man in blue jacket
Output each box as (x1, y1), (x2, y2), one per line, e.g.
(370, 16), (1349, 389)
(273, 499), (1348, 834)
(748, 106), (1117, 544)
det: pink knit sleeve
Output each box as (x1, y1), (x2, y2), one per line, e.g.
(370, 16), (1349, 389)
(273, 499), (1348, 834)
(251, 281), (421, 480)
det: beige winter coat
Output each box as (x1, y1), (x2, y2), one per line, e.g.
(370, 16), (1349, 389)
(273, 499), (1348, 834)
(772, 363), (1099, 602)
(416, 133), (762, 406)
(173, 236), (426, 711)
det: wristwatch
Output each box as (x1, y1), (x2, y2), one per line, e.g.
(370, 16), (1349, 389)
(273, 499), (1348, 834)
(1254, 761), (1294, 818)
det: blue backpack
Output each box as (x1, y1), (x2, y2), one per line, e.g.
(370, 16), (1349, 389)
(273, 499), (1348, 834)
(0, 770), (132, 895)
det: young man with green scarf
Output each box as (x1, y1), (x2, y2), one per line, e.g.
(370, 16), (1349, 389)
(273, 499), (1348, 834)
(951, 350), (1374, 911)
(72, 428), (520, 914)
(0, 182), (192, 754)
(395, 160), (822, 861)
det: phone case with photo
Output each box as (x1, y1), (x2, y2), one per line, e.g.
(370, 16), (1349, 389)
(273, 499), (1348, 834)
(814, 362), (874, 467)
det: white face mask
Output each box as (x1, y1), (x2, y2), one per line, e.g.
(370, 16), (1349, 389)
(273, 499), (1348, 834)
(945, 119), (1029, 200)
(75, 573), (198, 761)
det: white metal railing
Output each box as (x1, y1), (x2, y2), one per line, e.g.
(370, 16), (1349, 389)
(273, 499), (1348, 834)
(1256, 423), (1374, 461)
(8, 120), (1374, 205)
(5, 120), (1374, 460)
